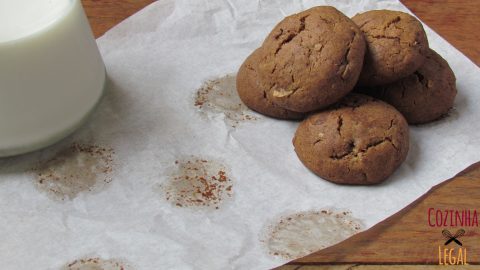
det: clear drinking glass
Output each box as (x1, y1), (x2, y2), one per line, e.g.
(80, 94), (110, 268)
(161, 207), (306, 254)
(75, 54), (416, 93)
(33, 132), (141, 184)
(0, 0), (106, 157)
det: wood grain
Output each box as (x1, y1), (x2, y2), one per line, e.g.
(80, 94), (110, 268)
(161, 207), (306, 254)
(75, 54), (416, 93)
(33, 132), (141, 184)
(81, 0), (153, 38)
(278, 266), (478, 270)
(81, 0), (480, 66)
(401, 0), (480, 66)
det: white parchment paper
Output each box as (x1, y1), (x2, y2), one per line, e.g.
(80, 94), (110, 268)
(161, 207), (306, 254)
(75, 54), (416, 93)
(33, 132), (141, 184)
(1, 0), (479, 269)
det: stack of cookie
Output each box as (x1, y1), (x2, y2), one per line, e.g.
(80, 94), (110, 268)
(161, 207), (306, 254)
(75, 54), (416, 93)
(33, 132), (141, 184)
(236, 7), (457, 185)
(352, 10), (457, 125)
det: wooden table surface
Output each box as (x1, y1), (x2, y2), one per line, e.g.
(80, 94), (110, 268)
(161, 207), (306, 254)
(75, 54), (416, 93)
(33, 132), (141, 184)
(280, 163), (480, 268)
(82, 0), (480, 66)
(80, 0), (480, 268)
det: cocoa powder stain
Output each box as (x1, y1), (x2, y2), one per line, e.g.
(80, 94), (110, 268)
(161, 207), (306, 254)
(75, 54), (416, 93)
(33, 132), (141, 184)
(160, 157), (233, 209)
(33, 143), (115, 201)
(263, 210), (363, 260)
(194, 74), (257, 127)
(62, 257), (133, 270)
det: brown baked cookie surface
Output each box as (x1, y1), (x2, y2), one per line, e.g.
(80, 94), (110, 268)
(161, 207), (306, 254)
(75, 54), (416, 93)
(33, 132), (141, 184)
(257, 6), (366, 113)
(357, 49), (457, 124)
(352, 10), (429, 86)
(236, 49), (305, 120)
(293, 94), (409, 185)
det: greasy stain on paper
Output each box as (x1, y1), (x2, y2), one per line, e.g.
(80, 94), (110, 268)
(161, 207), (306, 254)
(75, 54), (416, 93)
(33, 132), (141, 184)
(159, 156), (233, 210)
(194, 74), (257, 127)
(33, 143), (115, 201)
(62, 257), (133, 270)
(263, 210), (363, 260)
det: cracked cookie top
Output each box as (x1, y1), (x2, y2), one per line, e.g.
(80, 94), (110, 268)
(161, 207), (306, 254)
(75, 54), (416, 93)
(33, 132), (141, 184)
(236, 48), (305, 120)
(352, 10), (429, 86)
(257, 6), (366, 113)
(358, 49), (457, 124)
(293, 94), (409, 185)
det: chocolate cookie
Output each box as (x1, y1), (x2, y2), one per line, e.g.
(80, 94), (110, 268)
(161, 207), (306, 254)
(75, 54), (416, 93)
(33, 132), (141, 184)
(352, 10), (429, 86)
(236, 49), (305, 120)
(357, 49), (456, 124)
(293, 94), (409, 185)
(257, 6), (366, 113)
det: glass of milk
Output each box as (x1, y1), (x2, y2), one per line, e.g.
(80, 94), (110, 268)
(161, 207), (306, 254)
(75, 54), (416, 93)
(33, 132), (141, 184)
(0, 0), (106, 157)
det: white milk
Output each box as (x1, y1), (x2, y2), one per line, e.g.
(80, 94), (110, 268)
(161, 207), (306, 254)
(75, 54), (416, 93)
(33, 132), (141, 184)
(0, 0), (106, 157)
(0, 0), (72, 42)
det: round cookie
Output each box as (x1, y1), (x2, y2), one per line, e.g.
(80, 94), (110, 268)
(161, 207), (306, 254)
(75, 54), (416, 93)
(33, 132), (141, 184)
(357, 49), (456, 124)
(293, 94), (409, 185)
(352, 10), (429, 86)
(257, 6), (366, 113)
(236, 49), (305, 120)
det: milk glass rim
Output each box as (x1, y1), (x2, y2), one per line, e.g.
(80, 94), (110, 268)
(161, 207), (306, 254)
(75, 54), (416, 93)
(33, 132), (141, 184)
(0, 0), (79, 45)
